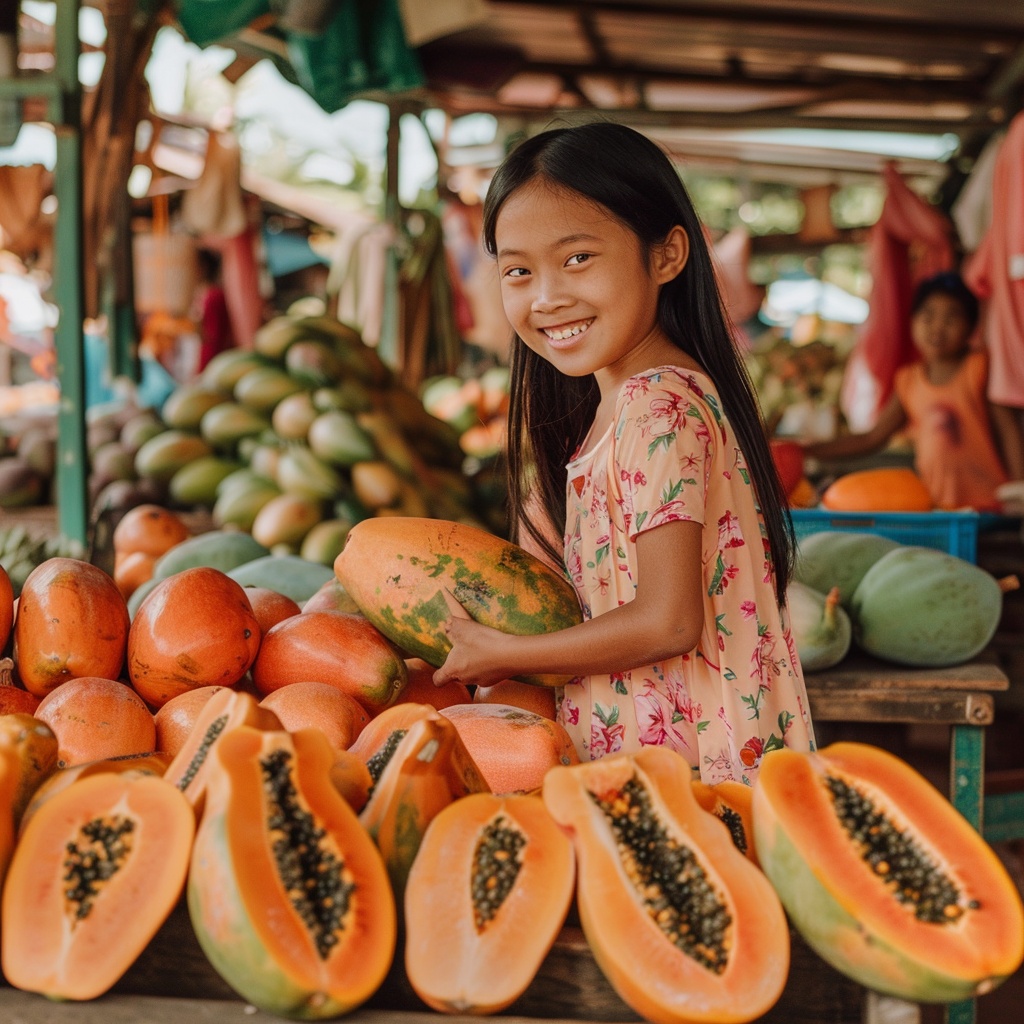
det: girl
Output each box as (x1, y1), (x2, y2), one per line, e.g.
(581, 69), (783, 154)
(433, 122), (815, 785)
(803, 272), (1024, 512)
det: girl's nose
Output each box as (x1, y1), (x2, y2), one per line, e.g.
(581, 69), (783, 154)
(530, 281), (570, 314)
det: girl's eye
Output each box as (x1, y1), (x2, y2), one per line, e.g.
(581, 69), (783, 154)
(566, 253), (591, 266)
(503, 267), (529, 279)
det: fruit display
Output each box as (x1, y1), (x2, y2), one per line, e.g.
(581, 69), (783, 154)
(0, 535), (1020, 1018)
(791, 531), (1017, 670)
(121, 313), (506, 556)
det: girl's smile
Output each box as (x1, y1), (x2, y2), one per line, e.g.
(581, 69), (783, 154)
(494, 178), (690, 395)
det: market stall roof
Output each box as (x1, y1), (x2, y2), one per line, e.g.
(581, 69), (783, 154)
(162, 0), (1024, 193)
(416, 0), (1024, 141)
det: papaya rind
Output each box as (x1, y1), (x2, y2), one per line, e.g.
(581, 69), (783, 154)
(753, 811), (1004, 1003)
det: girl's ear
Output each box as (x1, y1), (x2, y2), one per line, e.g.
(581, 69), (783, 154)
(652, 225), (689, 283)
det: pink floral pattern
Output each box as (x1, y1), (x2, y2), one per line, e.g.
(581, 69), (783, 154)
(558, 366), (815, 785)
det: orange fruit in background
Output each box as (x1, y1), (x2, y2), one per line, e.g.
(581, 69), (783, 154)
(474, 678), (557, 720)
(400, 658), (472, 711)
(243, 586), (301, 636)
(112, 503), (189, 558)
(1, 562), (13, 652)
(35, 676), (157, 768)
(153, 684), (226, 756)
(14, 558), (130, 699)
(258, 681), (370, 751)
(127, 567), (261, 709)
(113, 549), (157, 601)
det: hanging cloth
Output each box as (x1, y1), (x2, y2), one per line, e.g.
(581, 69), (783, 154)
(181, 131), (248, 240)
(963, 112), (1024, 409)
(841, 162), (954, 426)
(952, 129), (1004, 254)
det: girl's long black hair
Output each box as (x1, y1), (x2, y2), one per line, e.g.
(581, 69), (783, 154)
(482, 121), (795, 606)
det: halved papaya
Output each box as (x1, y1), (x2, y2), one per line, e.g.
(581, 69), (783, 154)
(357, 705), (489, 901)
(1, 770), (194, 1000)
(405, 792), (575, 1014)
(188, 725), (396, 1019)
(691, 777), (758, 867)
(543, 746), (789, 1024)
(18, 751), (171, 834)
(753, 742), (1024, 1002)
(163, 688), (281, 814)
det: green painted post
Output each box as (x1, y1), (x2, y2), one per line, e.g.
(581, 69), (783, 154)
(944, 723), (984, 1024)
(52, 0), (88, 545)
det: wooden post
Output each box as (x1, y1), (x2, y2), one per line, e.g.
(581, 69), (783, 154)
(378, 101), (403, 370)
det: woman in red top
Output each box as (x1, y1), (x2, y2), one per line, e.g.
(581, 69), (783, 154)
(804, 272), (1023, 512)
(195, 248), (233, 373)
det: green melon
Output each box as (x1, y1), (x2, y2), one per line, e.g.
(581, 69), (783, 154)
(152, 530), (270, 580)
(199, 403), (271, 449)
(227, 555), (335, 604)
(794, 530), (901, 611)
(851, 546), (1005, 667)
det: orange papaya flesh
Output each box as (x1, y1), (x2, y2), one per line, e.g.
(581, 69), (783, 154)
(163, 688), (281, 815)
(334, 517), (583, 687)
(187, 725), (396, 1019)
(544, 746), (789, 1024)
(691, 777), (759, 867)
(753, 742), (1024, 1003)
(1, 771), (194, 1000)
(404, 792), (575, 1014)
(359, 709), (489, 902)
(18, 750), (171, 835)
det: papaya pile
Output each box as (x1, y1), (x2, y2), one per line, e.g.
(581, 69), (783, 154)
(791, 530), (1016, 669)
(0, 524), (1021, 1019)
(121, 313), (506, 563)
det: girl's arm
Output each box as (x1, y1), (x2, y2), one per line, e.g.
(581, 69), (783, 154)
(801, 393), (906, 461)
(433, 519), (705, 688)
(990, 402), (1024, 480)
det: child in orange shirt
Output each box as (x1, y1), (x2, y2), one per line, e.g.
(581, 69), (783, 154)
(804, 272), (1023, 512)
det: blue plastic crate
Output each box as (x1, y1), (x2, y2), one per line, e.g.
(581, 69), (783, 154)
(789, 509), (980, 563)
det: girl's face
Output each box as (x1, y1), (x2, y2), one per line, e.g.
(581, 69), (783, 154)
(494, 179), (687, 392)
(911, 292), (973, 364)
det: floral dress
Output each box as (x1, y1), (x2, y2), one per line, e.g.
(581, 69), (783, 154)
(558, 366), (815, 785)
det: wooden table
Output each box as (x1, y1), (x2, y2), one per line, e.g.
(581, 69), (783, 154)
(804, 655), (1011, 1024)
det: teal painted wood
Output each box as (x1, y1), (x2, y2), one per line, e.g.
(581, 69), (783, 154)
(945, 723), (985, 1024)
(983, 791), (1024, 843)
(53, 0), (88, 545)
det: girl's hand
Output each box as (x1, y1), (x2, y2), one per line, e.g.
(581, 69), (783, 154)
(433, 618), (516, 688)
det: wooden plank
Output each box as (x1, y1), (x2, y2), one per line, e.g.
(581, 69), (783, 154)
(807, 689), (995, 726)
(805, 656), (1008, 693)
(84, 903), (863, 1024)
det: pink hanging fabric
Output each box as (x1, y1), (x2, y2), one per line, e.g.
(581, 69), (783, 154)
(213, 227), (264, 350)
(963, 112), (1024, 408)
(842, 163), (954, 423)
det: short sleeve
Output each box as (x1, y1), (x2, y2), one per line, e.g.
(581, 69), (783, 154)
(965, 350), (990, 396)
(609, 374), (712, 540)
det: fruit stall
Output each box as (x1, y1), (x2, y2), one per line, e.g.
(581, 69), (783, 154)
(4, 5), (1024, 1024)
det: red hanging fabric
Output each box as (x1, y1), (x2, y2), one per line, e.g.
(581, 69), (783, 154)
(842, 163), (954, 425)
(963, 111), (1024, 408)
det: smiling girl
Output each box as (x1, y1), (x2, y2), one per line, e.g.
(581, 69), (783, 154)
(433, 122), (815, 784)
